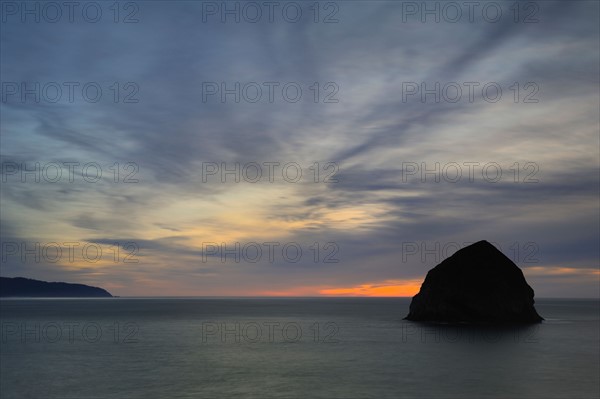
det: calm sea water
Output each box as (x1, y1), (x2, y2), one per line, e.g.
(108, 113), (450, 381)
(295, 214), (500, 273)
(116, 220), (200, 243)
(0, 298), (598, 399)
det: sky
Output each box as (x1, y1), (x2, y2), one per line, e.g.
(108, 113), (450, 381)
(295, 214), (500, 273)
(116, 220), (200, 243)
(0, 0), (598, 297)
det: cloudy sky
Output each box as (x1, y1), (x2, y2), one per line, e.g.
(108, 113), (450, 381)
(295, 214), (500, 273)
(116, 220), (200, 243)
(1, 0), (598, 297)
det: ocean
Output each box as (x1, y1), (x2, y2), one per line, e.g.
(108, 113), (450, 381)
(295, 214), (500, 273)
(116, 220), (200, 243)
(0, 298), (598, 399)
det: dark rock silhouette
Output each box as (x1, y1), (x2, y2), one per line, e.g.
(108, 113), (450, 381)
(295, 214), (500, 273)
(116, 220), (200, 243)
(405, 240), (543, 323)
(0, 277), (112, 298)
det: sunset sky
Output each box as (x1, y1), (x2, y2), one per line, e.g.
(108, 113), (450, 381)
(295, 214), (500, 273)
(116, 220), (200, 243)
(1, 1), (598, 297)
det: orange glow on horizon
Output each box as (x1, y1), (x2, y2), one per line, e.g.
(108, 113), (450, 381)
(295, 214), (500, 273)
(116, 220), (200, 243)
(524, 266), (600, 276)
(251, 280), (423, 297)
(319, 279), (422, 297)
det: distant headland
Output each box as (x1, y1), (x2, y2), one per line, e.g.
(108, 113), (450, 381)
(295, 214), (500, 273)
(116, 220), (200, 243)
(405, 240), (543, 324)
(0, 277), (113, 298)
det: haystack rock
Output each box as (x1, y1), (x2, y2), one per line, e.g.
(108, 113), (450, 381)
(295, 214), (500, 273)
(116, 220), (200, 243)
(405, 240), (543, 323)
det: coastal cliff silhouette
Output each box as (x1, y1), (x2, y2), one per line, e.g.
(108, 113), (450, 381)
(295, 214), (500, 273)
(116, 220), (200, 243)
(0, 277), (113, 298)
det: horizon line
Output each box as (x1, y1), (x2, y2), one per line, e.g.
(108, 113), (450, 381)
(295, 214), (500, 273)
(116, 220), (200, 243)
(1, 296), (598, 300)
